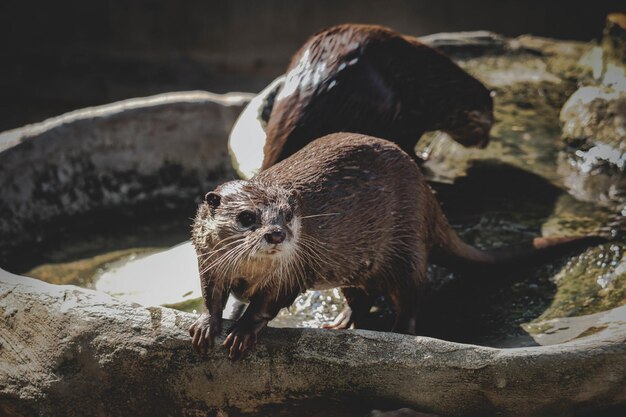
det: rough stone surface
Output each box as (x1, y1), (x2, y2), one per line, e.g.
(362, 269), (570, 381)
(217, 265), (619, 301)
(1, 270), (625, 417)
(557, 14), (626, 206)
(560, 87), (626, 149)
(419, 31), (511, 57)
(558, 86), (626, 205)
(0, 91), (251, 257)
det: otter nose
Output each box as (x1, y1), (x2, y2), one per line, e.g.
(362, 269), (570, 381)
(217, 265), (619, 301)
(264, 230), (286, 244)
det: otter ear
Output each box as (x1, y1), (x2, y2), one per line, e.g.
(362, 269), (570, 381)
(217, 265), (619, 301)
(205, 192), (221, 208)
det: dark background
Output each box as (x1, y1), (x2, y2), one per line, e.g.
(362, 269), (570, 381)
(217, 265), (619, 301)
(1, 0), (624, 131)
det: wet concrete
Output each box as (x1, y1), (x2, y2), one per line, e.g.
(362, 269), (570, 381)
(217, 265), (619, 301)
(1, 270), (625, 417)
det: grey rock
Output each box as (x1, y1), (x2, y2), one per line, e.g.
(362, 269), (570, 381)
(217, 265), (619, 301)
(557, 14), (626, 206)
(560, 87), (626, 149)
(0, 91), (251, 256)
(558, 86), (626, 206)
(1, 270), (624, 417)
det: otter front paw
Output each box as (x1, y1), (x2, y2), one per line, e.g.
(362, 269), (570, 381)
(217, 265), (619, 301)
(322, 306), (354, 329)
(223, 320), (266, 361)
(189, 313), (221, 356)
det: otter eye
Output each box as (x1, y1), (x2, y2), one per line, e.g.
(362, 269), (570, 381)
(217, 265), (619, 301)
(237, 210), (257, 228)
(285, 211), (293, 223)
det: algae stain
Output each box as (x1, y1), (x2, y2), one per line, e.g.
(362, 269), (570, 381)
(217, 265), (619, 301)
(163, 297), (204, 313)
(535, 244), (626, 321)
(576, 325), (610, 340)
(24, 247), (159, 287)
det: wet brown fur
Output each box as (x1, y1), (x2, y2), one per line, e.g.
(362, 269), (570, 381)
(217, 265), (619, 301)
(190, 133), (604, 360)
(262, 24), (494, 169)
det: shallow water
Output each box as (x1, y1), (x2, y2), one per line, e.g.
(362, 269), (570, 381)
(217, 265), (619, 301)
(11, 206), (193, 287)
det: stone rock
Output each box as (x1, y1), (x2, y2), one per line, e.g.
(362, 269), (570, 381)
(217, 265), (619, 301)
(418, 31), (510, 57)
(557, 14), (626, 206)
(560, 87), (626, 149)
(0, 91), (251, 261)
(1, 269), (625, 417)
(558, 87), (626, 206)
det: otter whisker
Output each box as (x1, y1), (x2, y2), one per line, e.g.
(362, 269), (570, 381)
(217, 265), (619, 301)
(298, 236), (339, 276)
(224, 241), (254, 277)
(292, 248), (309, 292)
(299, 213), (341, 220)
(197, 237), (245, 259)
(214, 241), (251, 279)
(296, 241), (328, 284)
(201, 241), (247, 276)
(210, 234), (245, 252)
(200, 238), (245, 265)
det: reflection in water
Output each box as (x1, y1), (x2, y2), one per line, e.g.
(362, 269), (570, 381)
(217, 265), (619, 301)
(94, 242), (200, 306)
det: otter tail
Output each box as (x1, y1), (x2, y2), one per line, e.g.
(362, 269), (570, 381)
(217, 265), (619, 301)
(429, 216), (607, 273)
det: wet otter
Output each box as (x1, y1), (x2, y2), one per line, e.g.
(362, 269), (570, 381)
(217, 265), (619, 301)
(189, 133), (604, 360)
(260, 23), (494, 171)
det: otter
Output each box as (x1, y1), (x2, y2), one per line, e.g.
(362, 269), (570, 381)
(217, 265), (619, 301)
(260, 23), (494, 171)
(189, 133), (604, 360)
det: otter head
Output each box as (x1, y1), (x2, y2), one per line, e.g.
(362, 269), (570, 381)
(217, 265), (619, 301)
(197, 180), (301, 283)
(442, 87), (495, 149)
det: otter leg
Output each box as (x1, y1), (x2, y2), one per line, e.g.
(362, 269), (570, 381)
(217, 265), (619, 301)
(390, 256), (428, 335)
(223, 290), (298, 360)
(389, 290), (418, 335)
(322, 287), (374, 330)
(189, 280), (229, 356)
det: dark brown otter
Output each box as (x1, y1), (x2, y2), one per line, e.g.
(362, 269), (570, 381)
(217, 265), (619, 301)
(262, 23), (494, 170)
(189, 133), (604, 360)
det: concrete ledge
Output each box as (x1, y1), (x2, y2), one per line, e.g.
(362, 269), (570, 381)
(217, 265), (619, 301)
(0, 91), (250, 253)
(1, 270), (624, 417)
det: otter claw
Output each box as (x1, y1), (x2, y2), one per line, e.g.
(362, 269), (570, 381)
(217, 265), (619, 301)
(322, 307), (353, 330)
(223, 321), (265, 360)
(223, 332), (257, 360)
(189, 314), (220, 356)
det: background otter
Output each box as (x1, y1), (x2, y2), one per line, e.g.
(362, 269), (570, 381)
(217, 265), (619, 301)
(260, 23), (494, 170)
(189, 133), (605, 360)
